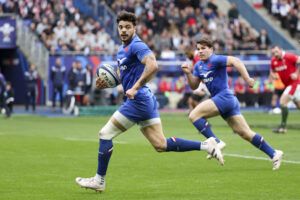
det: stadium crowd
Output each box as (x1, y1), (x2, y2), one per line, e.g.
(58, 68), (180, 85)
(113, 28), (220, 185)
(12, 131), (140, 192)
(263, 0), (300, 39)
(0, 0), (118, 54)
(1, 0), (274, 57)
(106, 0), (272, 56)
(0, 0), (287, 113)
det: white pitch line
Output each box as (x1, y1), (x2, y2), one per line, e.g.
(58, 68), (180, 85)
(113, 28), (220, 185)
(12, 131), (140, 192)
(224, 153), (300, 165)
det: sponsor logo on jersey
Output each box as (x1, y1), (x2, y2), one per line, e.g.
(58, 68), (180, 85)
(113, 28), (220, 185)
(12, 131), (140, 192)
(275, 65), (287, 71)
(201, 71), (213, 78)
(203, 77), (214, 83)
(201, 71), (213, 83)
(118, 57), (127, 65)
(118, 57), (128, 71)
(120, 65), (127, 71)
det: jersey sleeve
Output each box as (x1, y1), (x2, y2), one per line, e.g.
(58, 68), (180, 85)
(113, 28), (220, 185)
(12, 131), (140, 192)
(285, 53), (298, 64)
(193, 62), (201, 78)
(214, 55), (227, 68)
(131, 41), (152, 62)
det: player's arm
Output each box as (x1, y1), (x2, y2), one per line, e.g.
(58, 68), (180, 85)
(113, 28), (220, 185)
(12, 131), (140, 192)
(291, 56), (300, 80)
(181, 62), (201, 90)
(126, 53), (158, 99)
(227, 56), (255, 87)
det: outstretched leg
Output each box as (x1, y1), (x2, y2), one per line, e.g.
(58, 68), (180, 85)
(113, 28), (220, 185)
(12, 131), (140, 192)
(227, 115), (283, 170)
(140, 120), (224, 165)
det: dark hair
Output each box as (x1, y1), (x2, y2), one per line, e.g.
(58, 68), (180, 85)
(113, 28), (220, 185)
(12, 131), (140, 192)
(117, 11), (137, 26)
(197, 37), (213, 48)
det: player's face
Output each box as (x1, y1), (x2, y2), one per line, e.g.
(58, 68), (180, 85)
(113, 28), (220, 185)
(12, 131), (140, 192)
(118, 20), (136, 44)
(272, 47), (282, 59)
(196, 44), (213, 61)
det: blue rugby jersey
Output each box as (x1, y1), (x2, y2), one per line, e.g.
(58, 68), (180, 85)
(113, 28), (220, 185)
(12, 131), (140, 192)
(193, 54), (231, 97)
(117, 35), (152, 100)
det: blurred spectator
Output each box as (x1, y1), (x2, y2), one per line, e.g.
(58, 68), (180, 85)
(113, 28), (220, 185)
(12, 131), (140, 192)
(0, 71), (10, 117)
(68, 61), (78, 91)
(261, 77), (274, 108)
(228, 3), (239, 23)
(84, 64), (93, 105)
(256, 29), (271, 50)
(74, 61), (86, 105)
(278, 0), (290, 29)
(51, 58), (66, 110)
(67, 61), (86, 105)
(24, 64), (38, 112)
(234, 76), (246, 107)
(287, 8), (298, 38)
(245, 77), (260, 107)
(5, 82), (14, 115)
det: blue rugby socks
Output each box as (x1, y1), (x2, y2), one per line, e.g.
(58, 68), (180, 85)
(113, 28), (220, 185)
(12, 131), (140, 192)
(166, 137), (202, 151)
(193, 118), (220, 143)
(251, 134), (275, 158)
(97, 139), (113, 176)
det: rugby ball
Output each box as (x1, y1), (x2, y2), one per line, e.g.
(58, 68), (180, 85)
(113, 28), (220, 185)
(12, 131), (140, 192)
(96, 63), (120, 89)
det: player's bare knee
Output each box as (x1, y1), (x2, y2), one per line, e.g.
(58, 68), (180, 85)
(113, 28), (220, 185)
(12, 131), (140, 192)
(189, 111), (201, 122)
(237, 130), (252, 141)
(152, 140), (167, 152)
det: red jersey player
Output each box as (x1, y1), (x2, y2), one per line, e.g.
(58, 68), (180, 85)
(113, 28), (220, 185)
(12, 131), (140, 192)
(270, 46), (300, 133)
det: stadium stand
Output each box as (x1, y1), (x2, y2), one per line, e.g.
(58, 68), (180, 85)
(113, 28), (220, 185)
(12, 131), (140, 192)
(1, 0), (118, 54)
(262, 0), (300, 39)
(0, 0), (298, 113)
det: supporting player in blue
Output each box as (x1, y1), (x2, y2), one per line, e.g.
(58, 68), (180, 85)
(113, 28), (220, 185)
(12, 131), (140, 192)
(182, 37), (283, 170)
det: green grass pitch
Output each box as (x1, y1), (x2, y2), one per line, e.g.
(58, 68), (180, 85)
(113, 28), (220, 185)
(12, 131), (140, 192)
(0, 112), (300, 200)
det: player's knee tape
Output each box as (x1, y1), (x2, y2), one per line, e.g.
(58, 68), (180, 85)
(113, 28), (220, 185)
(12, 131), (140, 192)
(138, 118), (161, 128)
(99, 121), (123, 140)
(99, 111), (135, 140)
(112, 111), (135, 129)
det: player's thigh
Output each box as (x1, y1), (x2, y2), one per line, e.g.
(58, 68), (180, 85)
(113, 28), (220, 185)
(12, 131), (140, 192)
(189, 99), (219, 121)
(99, 111), (135, 140)
(280, 86), (292, 105)
(140, 123), (166, 152)
(226, 115), (255, 141)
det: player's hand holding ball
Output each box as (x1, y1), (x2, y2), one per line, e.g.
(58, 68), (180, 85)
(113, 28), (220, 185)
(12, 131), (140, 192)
(96, 77), (109, 89)
(95, 64), (120, 89)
